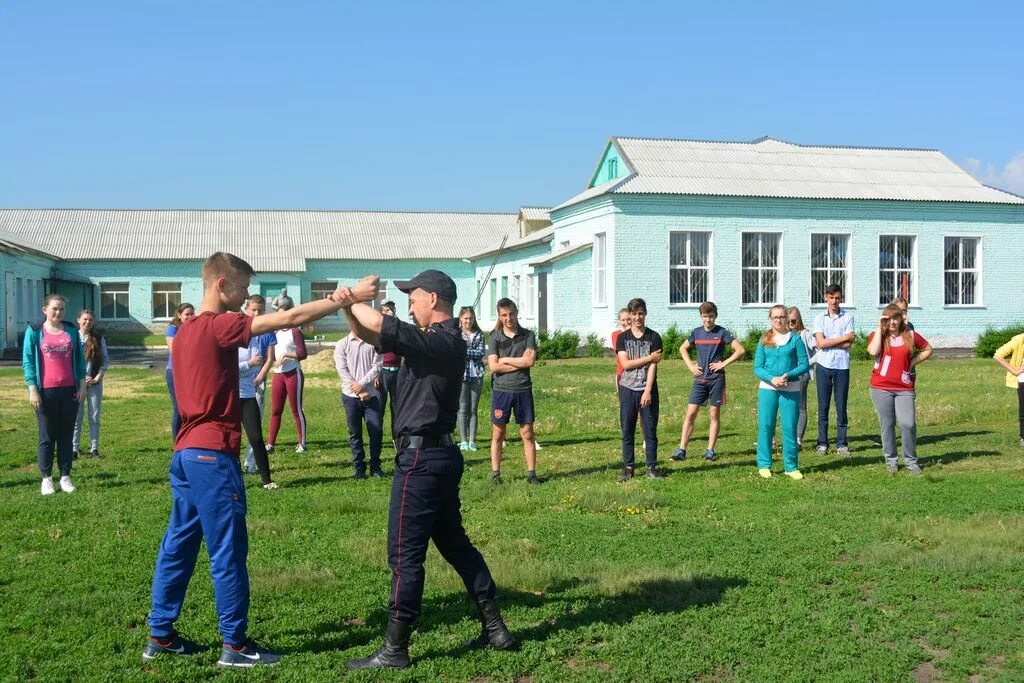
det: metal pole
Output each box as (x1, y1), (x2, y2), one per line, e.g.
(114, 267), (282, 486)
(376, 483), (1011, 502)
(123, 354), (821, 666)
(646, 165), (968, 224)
(472, 235), (508, 311)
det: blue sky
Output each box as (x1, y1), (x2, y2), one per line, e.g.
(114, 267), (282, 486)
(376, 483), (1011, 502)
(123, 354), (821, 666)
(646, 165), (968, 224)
(1, 0), (1021, 210)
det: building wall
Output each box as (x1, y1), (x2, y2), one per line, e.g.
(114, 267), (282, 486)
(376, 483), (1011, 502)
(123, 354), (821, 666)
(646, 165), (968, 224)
(1, 251), (59, 351)
(549, 194), (1024, 345)
(550, 247), (594, 335)
(470, 243), (552, 330)
(550, 199), (620, 334)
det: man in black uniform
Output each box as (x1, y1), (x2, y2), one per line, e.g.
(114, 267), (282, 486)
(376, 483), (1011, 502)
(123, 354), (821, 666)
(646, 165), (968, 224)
(341, 270), (516, 670)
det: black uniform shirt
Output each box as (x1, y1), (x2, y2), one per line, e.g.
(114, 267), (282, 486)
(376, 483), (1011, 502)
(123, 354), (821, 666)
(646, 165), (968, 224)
(378, 314), (466, 437)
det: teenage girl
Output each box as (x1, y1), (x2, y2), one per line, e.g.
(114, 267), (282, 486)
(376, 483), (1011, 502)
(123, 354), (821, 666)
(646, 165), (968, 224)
(165, 303), (195, 440)
(239, 336), (277, 488)
(994, 329), (1024, 447)
(458, 306), (486, 451)
(378, 301), (402, 430)
(72, 309), (109, 458)
(786, 306), (817, 449)
(754, 305), (811, 479)
(23, 294), (86, 495)
(266, 298), (309, 453)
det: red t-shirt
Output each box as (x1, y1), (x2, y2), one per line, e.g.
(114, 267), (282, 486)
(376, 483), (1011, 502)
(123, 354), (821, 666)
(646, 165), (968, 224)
(172, 311), (253, 455)
(868, 331), (928, 391)
(611, 329), (624, 380)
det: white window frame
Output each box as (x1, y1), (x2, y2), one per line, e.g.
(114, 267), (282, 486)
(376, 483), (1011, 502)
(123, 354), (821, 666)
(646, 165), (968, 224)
(877, 234), (918, 307)
(511, 274), (521, 306)
(593, 232), (608, 307)
(489, 278), (497, 312)
(99, 282), (131, 320)
(741, 232), (784, 307)
(522, 273), (535, 317)
(809, 233), (853, 307)
(668, 230), (713, 308)
(310, 280), (338, 316)
(943, 235), (984, 308)
(151, 282), (182, 321)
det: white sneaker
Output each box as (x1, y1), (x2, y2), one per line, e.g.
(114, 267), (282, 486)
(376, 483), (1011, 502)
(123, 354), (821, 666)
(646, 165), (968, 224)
(59, 476), (76, 493)
(294, 444), (307, 453)
(534, 441), (542, 451)
(41, 477), (55, 495)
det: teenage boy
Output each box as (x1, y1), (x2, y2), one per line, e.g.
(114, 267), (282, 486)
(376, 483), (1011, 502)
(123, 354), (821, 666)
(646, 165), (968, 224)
(673, 301), (745, 463)
(143, 251), (378, 668)
(488, 298), (538, 485)
(242, 295), (275, 475)
(610, 307), (630, 386)
(813, 283), (856, 455)
(615, 298), (664, 480)
(334, 330), (384, 478)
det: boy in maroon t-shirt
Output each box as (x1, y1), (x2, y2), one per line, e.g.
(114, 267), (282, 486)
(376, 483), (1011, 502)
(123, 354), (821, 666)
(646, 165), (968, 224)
(144, 252), (378, 668)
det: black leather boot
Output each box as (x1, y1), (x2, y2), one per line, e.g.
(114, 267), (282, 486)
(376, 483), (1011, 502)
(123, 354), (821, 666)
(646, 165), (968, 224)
(468, 598), (517, 650)
(346, 618), (412, 670)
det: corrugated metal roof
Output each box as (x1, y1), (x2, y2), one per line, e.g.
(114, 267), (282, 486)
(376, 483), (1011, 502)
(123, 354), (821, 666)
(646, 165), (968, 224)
(0, 209), (521, 272)
(468, 225), (554, 260)
(528, 240), (593, 267)
(519, 206), (551, 222)
(553, 136), (1024, 211)
(0, 226), (56, 259)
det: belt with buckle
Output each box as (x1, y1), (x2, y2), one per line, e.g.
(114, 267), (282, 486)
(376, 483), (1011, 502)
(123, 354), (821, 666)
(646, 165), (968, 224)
(397, 434), (455, 450)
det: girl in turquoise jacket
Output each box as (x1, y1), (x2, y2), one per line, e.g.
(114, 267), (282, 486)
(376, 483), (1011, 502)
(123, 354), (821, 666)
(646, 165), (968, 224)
(754, 305), (811, 479)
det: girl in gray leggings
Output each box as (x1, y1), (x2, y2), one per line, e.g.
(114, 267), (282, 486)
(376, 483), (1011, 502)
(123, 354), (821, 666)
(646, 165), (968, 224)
(458, 306), (486, 451)
(866, 303), (933, 474)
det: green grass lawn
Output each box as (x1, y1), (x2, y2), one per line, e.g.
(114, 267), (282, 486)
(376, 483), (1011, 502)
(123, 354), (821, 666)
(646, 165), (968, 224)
(1, 357), (1022, 682)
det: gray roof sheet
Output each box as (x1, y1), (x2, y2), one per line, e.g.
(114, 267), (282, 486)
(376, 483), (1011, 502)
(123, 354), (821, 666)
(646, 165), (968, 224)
(468, 225), (555, 260)
(0, 209), (521, 272)
(0, 226), (55, 259)
(553, 136), (1024, 211)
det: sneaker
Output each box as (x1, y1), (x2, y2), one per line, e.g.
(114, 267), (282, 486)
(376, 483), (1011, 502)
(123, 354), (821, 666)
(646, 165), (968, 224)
(265, 444), (275, 454)
(353, 470), (367, 480)
(490, 471), (502, 485)
(534, 441), (542, 451)
(704, 449), (717, 462)
(41, 477), (55, 496)
(217, 640), (282, 668)
(89, 449), (100, 458)
(796, 439), (803, 450)
(784, 470), (804, 480)
(72, 450), (79, 460)
(645, 467), (665, 479)
(263, 482), (279, 490)
(294, 444), (307, 454)
(905, 463), (923, 475)
(526, 471), (540, 485)
(758, 468), (772, 479)
(815, 444), (828, 454)
(671, 448), (687, 462)
(836, 446), (851, 456)
(142, 632), (206, 661)
(886, 463), (898, 475)
(59, 476), (76, 493)
(459, 442), (468, 451)
(467, 442), (478, 452)
(370, 467), (385, 478)
(1019, 437), (1024, 448)
(617, 467), (634, 482)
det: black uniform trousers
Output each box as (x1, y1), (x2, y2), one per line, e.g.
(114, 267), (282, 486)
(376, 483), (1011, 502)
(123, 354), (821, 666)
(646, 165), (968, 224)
(387, 444), (496, 624)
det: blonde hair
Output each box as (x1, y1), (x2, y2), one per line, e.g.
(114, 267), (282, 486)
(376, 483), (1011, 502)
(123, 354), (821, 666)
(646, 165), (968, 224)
(786, 306), (805, 332)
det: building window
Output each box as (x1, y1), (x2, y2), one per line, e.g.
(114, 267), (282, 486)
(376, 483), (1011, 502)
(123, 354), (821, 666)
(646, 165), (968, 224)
(879, 235), (916, 305)
(944, 237), (981, 306)
(501, 276), (508, 299)
(309, 280), (337, 315)
(522, 274), (534, 316)
(669, 231), (711, 305)
(489, 279), (497, 312)
(742, 233), (781, 305)
(593, 232), (607, 305)
(100, 282), (131, 320)
(152, 282), (182, 320)
(607, 157), (618, 180)
(810, 234), (851, 305)
(512, 274), (521, 305)
(373, 280), (389, 309)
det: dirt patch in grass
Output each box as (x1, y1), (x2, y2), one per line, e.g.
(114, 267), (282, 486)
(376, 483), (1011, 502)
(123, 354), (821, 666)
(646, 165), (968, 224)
(913, 661), (939, 682)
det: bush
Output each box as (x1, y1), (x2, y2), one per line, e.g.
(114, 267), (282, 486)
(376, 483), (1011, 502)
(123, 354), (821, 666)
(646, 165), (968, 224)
(585, 333), (605, 358)
(537, 329), (580, 360)
(661, 324), (686, 361)
(975, 324), (1024, 358)
(850, 332), (873, 361)
(740, 328), (766, 361)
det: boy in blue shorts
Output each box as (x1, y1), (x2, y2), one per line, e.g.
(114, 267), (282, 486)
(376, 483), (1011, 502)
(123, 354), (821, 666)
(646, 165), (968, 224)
(143, 251), (378, 668)
(487, 298), (538, 485)
(673, 301), (745, 463)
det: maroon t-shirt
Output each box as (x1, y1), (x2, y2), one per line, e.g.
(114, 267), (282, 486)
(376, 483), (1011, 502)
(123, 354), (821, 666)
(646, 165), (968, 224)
(172, 311), (253, 455)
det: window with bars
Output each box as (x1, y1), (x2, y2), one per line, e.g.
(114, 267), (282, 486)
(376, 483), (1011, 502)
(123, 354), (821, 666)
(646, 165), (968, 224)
(810, 234), (850, 305)
(669, 231), (710, 305)
(741, 233), (781, 305)
(878, 235), (916, 305)
(944, 237), (981, 306)
(100, 282), (131, 320)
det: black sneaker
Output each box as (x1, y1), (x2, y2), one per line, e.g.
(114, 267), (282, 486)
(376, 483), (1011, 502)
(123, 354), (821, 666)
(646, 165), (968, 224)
(217, 640), (282, 668)
(526, 472), (540, 485)
(72, 451), (79, 461)
(617, 467), (634, 482)
(353, 469), (367, 480)
(490, 471), (502, 485)
(370, 468), (386, 478)
(645, 466), (665, 479)
(265, 444), (275, 454)
(671, 448), (687, 462)
(142, 632), (206, 661)
(89, 449), (100, 458)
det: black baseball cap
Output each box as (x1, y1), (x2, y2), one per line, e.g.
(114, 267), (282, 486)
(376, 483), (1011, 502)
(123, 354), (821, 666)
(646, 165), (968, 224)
(394, 269), (457, 303)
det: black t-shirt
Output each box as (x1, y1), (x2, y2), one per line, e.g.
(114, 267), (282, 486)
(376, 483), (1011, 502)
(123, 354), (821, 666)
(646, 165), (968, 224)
(615, 327), (663, 392)
(378, 315), (465, 437)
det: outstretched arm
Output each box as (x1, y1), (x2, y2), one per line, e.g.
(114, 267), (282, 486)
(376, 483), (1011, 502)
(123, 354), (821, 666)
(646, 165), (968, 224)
(252, 276), (379, 336)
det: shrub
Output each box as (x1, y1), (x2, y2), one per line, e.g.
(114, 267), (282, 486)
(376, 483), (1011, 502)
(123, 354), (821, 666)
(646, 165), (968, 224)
(740, 328), (766, 361)
(661, 324), (686, 361)
(537, 329), (581, 360)
(850, 332), (873, 361)
(585, 333), (605, 358)
(975, 324), (1024, 358)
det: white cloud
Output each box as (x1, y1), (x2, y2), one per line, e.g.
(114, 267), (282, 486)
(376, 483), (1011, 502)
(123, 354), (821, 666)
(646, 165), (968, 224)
(963, 152), (1024, 196)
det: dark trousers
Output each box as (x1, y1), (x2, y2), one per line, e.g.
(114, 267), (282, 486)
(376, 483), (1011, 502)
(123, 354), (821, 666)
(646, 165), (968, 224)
(148, 449), (249, 645)
(619, 384), (659, 468)
(381, 370), (399, 432)
(166, 368), (181, 440)
(815, 365), (850, 448)
(240, 397), (272, 485)
(1018, 384), (1024, 439)
(343, 394), (383, 472)
(37, 386), (77, 478)
(387, 445), (496, 624)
